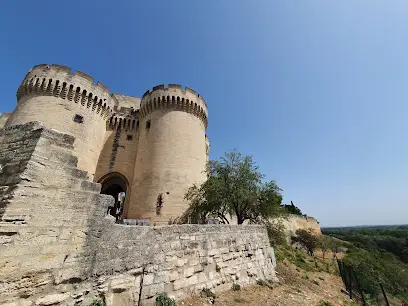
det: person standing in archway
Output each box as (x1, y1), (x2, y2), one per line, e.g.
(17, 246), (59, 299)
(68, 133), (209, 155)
(116, 191), (126, 221)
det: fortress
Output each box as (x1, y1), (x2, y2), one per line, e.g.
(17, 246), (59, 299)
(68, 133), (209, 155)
(4, 64), (210, 224)
(0, 64), (277, 305)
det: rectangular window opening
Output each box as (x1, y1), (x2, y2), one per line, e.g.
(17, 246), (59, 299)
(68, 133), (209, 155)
(73, 114), (84, 123)
(146, 120), (151, 129)
(127, 135), (133, 141)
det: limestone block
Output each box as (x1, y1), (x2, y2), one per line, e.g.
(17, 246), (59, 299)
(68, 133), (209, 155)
(53, 267), (84, 284)
(188, 258), (199, 266)
(208, 249), (219, 256)
(143, 283), (164, 299)
(128, 267), (143, 276)
(168, 270), (179, 282)
(105, 291), (134, 306)
(143, 273), (154, 286)
(187, 274), (198, 286)
(183, 267), (194, 278)
(35, 293), (69, 305)
(173, 278), (187, 291)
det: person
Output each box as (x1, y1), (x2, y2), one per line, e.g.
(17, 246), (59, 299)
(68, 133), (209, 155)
(116, 191), (126, 221)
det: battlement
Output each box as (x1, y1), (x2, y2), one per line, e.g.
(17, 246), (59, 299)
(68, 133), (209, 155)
(142, 83), (207, 107)
(140, 84), (208, 128)
(17, 64), (116, 118)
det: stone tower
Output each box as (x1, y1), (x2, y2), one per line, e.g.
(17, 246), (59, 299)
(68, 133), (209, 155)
(3, 64), (209, 224)
(6, 64), (115, 178)
(129, 85), (208, 223)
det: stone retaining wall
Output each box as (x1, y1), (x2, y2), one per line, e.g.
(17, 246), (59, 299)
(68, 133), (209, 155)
(0, 122), (277, 306)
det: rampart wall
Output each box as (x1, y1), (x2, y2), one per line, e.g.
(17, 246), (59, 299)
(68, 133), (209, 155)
(0, 122), (276, 306)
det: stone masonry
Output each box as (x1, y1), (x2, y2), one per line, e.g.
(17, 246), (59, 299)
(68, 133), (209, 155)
(4, 64), (210, 224)
(0, 122), (277, 306)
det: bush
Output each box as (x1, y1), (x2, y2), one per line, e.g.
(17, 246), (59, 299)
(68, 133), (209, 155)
(200, 288), (216, 300)
(265, 220), (287, 246)
(89, 301), (106, 306)
(256, 279), (274, 289)
(231, 283), (241, 291)
(316, 301), (333, 306)
(155, 292), (176, 306)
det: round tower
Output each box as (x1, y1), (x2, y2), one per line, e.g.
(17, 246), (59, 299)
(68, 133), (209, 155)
(129, 84), (208, 223)
(6, 64), (116, 178)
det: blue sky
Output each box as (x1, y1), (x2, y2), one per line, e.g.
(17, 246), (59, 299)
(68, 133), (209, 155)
(1, 1), (408, 227)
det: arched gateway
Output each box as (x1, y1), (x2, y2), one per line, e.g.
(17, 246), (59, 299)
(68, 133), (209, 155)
(98, 172), (129, 219)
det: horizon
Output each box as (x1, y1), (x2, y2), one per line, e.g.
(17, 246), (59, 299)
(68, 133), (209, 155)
(1, 1), (408, 227)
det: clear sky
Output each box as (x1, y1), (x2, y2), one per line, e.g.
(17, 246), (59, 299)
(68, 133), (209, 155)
(1, 1), (407, 227)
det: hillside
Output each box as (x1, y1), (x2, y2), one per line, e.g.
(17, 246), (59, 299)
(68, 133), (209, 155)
(179, 247), (350, 306)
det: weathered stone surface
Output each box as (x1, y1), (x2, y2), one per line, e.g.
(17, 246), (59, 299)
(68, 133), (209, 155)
(0, 123), (277, 305)
(35, 293), (69, 305)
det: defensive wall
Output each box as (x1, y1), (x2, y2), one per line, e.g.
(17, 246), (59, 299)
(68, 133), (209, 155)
(3, 64), (210, 224)
(0, 122), (276, 306)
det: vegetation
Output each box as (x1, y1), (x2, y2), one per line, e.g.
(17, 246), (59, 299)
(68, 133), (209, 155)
(265, 219), (287, 246)
(282, 201), (303, 216)
(291, 229), (319, 256)
(183, 149), (284, 224)
(231, 283), (241, 291)
(323, 225), (408, 302)
(89, 301), (106, 306)
(316, 300), (333, 306)
(323, 225), (408, 264)
(155, 292), (176, 306)
(200, 288), (216, 304)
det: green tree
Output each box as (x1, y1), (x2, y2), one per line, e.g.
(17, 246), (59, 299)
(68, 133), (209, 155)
(318, 235), (331, 260)
(183, 150), (283, 224)
(292, 229), (319, 256)
(283, 201), (303, 216)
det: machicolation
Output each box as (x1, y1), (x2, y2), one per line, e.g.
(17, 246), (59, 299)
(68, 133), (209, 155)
(0, 64), (278, 305)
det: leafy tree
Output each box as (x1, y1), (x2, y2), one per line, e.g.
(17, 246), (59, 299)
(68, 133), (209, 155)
(292, 228), (319, 256)
(265, 219), (287, 246)
(282, 201), (303, 216)
(318, 235), (331, 260)
(183, 150), (283, 224)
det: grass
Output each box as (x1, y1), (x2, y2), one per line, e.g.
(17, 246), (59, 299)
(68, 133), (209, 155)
(275, 245), (338, 274)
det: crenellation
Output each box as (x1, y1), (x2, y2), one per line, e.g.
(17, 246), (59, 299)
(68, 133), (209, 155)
(74, 70), (94, 83)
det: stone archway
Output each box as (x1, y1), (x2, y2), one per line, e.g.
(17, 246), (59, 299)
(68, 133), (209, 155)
(98, 172), (129, 219)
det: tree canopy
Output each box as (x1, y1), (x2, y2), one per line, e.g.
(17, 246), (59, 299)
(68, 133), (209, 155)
(183, 150), (284, 224)
(282, 201), (303, 216)
(292, 229), (319, 256)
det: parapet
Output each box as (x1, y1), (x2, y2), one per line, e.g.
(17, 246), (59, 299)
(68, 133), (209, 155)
(140, 84), (208, 128)
(16, 64), (117, 118)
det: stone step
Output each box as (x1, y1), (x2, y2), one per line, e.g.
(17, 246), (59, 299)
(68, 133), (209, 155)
(31, 150), (78, 168)
(22, 161), (89, 185)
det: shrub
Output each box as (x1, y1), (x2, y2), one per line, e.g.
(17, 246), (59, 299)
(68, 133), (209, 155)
(265, 220), (287, 246)
(155, 292), (176, 306)
(231, 283), (241, 291)
(89, 301), (106, 306)
(200, 288), (216, 300)
(316, 301), (333, 306)
(256, 279), (274, 289)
